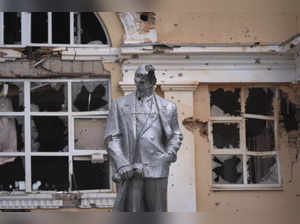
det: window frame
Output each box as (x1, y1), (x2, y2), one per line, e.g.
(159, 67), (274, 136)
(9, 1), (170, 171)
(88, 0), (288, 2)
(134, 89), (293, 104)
(0, 12), (110, 48)
(209, 86), (282, 191)
(0, 78), (113, 195)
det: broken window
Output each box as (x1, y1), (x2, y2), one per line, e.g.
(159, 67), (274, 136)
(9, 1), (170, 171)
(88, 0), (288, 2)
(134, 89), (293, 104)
(0, 12), (109, 46)
(245, 88), (275, 116)
(212, 155), (243, 184)
(72, 81), (109, 112)
(210, 88), (241, 116)
(212, 122), (240, 149)
(74, 12), (108, 45)
(31, 13), (48, 43)
(0, 79), (111, 195)
(72, 159), (110, 190)
(52, 12), (70, 44)
(209, 87), (280, 188)
(4, 12), (21, 44)
(247, 155), (278, 184)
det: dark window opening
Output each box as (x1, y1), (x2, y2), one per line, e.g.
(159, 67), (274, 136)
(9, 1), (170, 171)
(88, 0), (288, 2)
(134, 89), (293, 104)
(31, 116), (68, 152)
(212, 155), (243, 184)
(32, 157), (69, 191)
(212, 123), (240, 149)
(72, 81), (108, 112)
(246, 118), (275, 152)
(72, 160), (110, 190)
(210, 88), (241, 116)
(74, 13), (108, 45)
(246, 88), (274, 115)
(0, 157), (25, 191)
(31, 13), (48, 43)
(247, 156), (278, 184)
(52, 12), (70, 44)
(31, 82), (67, 112)
(140, 13), (149, 21)
(280, 91), (299, 132)
(4, 12), (21, 45)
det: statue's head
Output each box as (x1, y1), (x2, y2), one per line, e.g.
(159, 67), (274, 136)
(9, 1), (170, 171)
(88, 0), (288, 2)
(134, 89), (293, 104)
(134, 64), (156, 91)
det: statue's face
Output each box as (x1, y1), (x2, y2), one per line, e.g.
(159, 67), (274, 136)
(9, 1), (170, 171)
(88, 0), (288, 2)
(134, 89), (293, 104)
(134, 68), (154, 91)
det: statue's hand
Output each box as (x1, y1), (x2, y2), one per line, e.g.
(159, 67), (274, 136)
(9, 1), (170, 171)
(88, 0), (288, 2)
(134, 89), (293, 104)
(161, 151), (177, 163)
(118, 165), (134, 181)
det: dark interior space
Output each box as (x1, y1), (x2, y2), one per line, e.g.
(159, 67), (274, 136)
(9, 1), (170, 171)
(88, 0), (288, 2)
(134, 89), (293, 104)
(246, 118), (275, 152)
(72, 160), (110, 190)
(77, 13), (108, 44)
(210, 88), (241, 116)
(212, 155), (243, 184)
(4, 12), (21, 44)
(246, 88), (274, 115)
(52, 12), (70, 44)
(247, 156), (277, 184)
(32, 157), (69, 191)
(31, 13), (48, 43)
(32, 116), (68, 152)
(31, 83), (67, 112)
(0, 157), (25, 191)
(212, 123), (240, 149)
(73, 83), (108, 111)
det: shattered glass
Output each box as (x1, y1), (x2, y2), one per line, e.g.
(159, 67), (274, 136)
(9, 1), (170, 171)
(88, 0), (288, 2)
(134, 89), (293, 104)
(212, 123), (240, 149)
(246, 118), (275, 152)
(212, 155), (243, 184)
(0, 82), (24, 112)
(210, 88), (241, 116)
(72, 159), (110, 190)
(246, 88), (275, 116)
(0, 157), (25, 191)
(247, 155), (279, 184)
(72, 81), (108, 112)
(30, 82), (68, 112)
(32, 157), (69, 191)
(31, 116), (68, 152)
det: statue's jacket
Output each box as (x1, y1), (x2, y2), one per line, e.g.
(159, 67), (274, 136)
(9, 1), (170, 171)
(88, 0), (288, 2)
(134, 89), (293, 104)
(104, 91), (183, 179)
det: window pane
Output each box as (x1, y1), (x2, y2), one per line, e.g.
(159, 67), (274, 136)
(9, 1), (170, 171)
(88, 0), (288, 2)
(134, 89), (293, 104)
(0, 82), (24, 112)
(0, 116), (24, 153)
(74, 118), (106, 150)
(246, 119), (275, 152)
(0, 157), (25, 191)
(246, 88), (275, 115)
(247, 155), (279, 184)
(210, 88), (241, 116)
(74, 12), (107, 45)
(32, 157), (69, 191)
(31, 82), (68, 112)
(4, 12), (21, 45)
(212, 155), (243, 184)
(31, 13), (48, 43)
(52, 12), (70, 44)
(212, 123), (240, 149)
(72, 159), (110, 190)
(31, 116), (68, 152)
(72, 81), (109, 112)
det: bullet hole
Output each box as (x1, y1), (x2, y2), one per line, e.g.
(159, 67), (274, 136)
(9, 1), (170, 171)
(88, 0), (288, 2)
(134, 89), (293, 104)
(254, 58), (261, 64)
(290, 43), (295, 49)
(174, 24), (178, 27)
(140, 13), (149, 22)
(178, 73), (183, 77)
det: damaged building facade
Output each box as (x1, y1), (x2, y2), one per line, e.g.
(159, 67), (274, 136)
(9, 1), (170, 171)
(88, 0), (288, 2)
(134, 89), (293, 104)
(0, 10), (300, 212)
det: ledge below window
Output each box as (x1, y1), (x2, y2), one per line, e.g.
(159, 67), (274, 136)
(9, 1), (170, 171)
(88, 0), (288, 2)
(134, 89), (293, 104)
(0, 192), (116, 210)
(211, 184), (283, 191)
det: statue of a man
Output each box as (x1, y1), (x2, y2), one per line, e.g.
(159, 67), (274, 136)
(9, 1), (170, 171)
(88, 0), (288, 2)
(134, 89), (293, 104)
(104, 64), (183, 212)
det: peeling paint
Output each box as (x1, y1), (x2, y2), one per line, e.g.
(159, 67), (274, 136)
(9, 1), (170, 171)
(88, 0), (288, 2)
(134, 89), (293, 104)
(182, 117), (208, 138)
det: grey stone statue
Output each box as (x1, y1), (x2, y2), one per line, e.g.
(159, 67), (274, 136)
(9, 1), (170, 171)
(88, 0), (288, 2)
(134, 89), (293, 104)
(104, 64), (183, 212)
